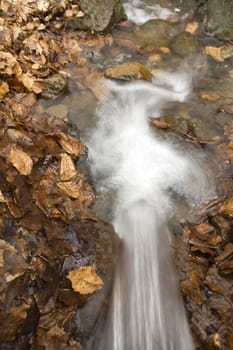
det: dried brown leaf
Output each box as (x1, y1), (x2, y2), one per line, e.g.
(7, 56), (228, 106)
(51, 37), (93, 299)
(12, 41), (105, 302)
(19, 73), (43, 94)
(67, 266), (103, 295)
(0, 81), (9, 99)
(220, 198), (233, 217)
(8, 146), (33, 175)
(150, 117), (170, 129)
(0, 190), (5, 203)
(60, 154), (77, 181)
(57, 181), (82, 199)
(56, 132), (86, 157)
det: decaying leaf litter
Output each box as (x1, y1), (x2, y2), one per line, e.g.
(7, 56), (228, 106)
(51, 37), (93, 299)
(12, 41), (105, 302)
(0, 0), (233, 349)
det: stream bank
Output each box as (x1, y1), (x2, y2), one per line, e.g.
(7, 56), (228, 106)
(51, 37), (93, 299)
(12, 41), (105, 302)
(0, 0), (233, 349)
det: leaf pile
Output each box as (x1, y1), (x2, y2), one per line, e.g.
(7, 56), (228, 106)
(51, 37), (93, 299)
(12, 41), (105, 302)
(177, 119), (233, 350)
(0, 97), (116, 349)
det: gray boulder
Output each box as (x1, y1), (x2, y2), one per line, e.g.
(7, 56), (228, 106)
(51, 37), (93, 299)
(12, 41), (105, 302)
(197, 0), (233, 41)
(67, 0), (126, 32)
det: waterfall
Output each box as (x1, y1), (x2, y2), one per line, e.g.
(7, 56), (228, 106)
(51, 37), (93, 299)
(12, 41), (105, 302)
(87, 74), (214, 350)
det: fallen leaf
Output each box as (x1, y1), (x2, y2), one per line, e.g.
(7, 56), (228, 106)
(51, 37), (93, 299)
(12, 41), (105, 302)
(205, 46), (224, 62)
(185, 21), (199, 35)
(67, 266), (103, 295)
(159, 47), (170, 54)
(199, 92), (220, 101)
(57, 181), (82, 199)
(180, 271), (202, 305)
(56, 132), (86, 157)
(19, 73), (43, 94)
(0, 81), (9, 99)
(0, 190), (5, 203)
(60, 154), (77, 181)
(8, 147), (33, 175)
(150, 117), (170, 129)
(105, 61), (152, 81)
(219, 104), (233, 114)
(220, 198), (233, 217)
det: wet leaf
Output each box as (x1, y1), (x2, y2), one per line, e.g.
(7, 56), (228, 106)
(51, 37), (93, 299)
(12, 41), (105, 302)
(150, 117), (170, 129)
(199, 92), (220, 101)
(205, 46), (224, 62)
(185, 21), (199, 35)
(67, 266), (103, 295)
(220, 198), (233, 217)
(180, 271), (202, 305)
(0, 190), (5, 203)
(105, 61), (152, 81)
(8, 147), (33, 175)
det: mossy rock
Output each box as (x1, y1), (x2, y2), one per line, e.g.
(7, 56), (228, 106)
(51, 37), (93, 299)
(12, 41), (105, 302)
(67, 0), (126, 33)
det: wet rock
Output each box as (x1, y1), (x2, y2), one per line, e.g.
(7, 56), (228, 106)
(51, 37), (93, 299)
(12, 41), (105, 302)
(197, 0), (233, 41)
(104, 61), (152, 81)
(65, 89), (98, 137)
(67, 0), (126, 33)
(41, 74), (67, 99)
(170, 32), (203, 57)
(46, 104), (68, 120)
(135, 19), (179, 47)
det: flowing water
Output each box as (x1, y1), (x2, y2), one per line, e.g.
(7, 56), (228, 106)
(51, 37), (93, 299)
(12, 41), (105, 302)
(87, 73), (214, 350)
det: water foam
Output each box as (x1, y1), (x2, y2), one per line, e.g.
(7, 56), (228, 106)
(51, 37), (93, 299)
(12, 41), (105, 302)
(87, 73), (214, 350)
(123, 0), (173, 24)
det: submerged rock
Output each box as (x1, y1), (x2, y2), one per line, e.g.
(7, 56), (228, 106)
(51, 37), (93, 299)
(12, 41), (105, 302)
(104, 61), (152, 81)
(135, 19), (179, 47)
(41, 74), (67, 99)
(170, 32), (203, 57)
(46, 104), (68, 120)
(67, 0), (126, 32)
(197, 0), (233, 41)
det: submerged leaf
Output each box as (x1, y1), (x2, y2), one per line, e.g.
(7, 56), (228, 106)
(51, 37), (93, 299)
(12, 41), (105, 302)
(67, 266), (103, 295)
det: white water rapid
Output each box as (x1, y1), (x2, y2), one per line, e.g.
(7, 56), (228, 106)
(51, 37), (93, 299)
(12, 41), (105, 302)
(87, 73), (214, 350)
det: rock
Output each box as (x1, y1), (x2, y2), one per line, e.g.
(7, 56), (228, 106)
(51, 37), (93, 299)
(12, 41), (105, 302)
(41, 74), (67, 99)
(170, 32), (203, 57)
(67, 0), (126, 33)
(46, 104), (68, 120)
(197, 0), (233, 41)
(104, 61), (152, 81)
(135, 19), (179, 47)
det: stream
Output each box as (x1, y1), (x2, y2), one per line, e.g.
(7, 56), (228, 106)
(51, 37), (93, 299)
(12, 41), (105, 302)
(88, 75), (214, 350)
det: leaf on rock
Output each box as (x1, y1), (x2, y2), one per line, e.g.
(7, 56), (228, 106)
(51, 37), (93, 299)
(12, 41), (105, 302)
(219, 104), (233, 114)
(180, 271), (202, 305)
(8, 147), (33, 175)
(67, 266), (103, 295)
(205, 46), (224, 62)
(60, 154), (77, 181)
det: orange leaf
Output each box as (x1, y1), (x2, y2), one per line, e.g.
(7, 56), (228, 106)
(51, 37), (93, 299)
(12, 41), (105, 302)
(67, 266), (103, 295)
(8, 147), (33, 175)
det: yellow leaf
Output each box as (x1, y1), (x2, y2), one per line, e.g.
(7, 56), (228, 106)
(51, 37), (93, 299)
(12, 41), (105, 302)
(9, 147), (33, 175)
(19, 73), (43, 94)
(205, 46), (224, 62)
(67, 266), (103, 295)
(185, 21), (199, 35)
(57, 181), (81, 199)
(60, 154), (77, 181)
